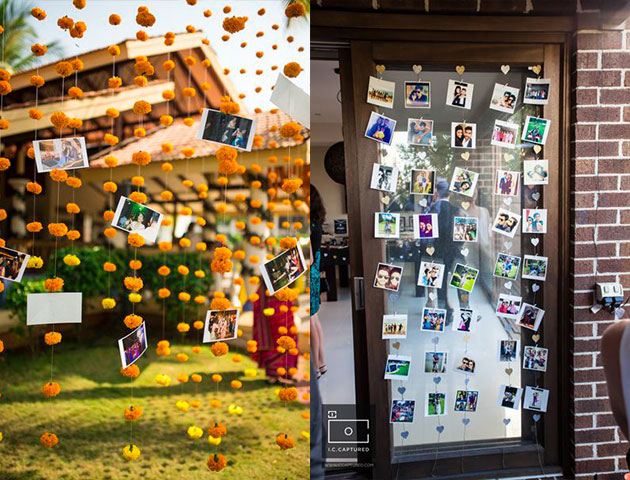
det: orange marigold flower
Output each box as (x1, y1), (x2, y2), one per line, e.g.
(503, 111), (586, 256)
(277, 335), (297, 350)
(136, 30), (148, 41)
(162, 59), (175, 72)
(124, 276), (144, 292)
(26, 181), (43, 194)
(178, 292), (191, 302)
(281, 178), (303, 194)
(129, 191), (147, 205)
(158, 241), (172, 251)
(27, 221), (43, 233)
(276, 433), (296, 450)
(44, 277), (64, 292)
(279, 386), (298, 402)
(31, 7), (46, 20)
(120, 364), (140, 378)
(133, 100), (151, 115)
(103, 181), (117, 193)
(108, 76), (122, 89)
(124, 314), (143, 329)
(222, 16), (247, 34)
(131, 151), (151, 166)
(216, 146), (238, 174)
(40, 432), (59, 448)
(158, 265), (170, 276)
(66, 202), (80, 214)
(285, 2), (306, 17)
(109, 14), (121, 25)
(210, 297), (231, 311)
(158, 287), (171, 298)
(48, 222), (68, 237)
(104, 134), (119, 147)
(29, 108), (43, 120)
(211, 340), (229, 357)
(283, 62), (303, 78)
(104, 227), (117, 238)
(135, 8), (155, 27)
(42, 382), (61, 397)
(123, 405), (143, 421)
(44, 332), (62, 346)
(68, 86), (83, 98)
(182, 87), (196, 97)
(280, 121), (301, 138)
(50, 112), (69, 129)
(55, 61), (73, 77)
(31, 43), (47, 56)
(103, 262), (117, 272)
(279, 236), (298, 249)
(129, 259), (142, 270)
(65, 176), (82, 189)
(207, 453), (227, 472)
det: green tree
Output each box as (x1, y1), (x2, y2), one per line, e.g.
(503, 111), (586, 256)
(0, 0), (63, 73)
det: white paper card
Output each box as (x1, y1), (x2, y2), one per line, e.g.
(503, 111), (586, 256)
(270, 73), (310, 129)
(27, 292), (82, 325)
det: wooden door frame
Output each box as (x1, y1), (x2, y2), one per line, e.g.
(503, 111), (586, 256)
(321, 17), (572, 479)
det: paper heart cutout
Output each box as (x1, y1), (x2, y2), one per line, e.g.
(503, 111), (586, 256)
(418, 151), (427, 160)
(342, 257), (347, 261)
(503, 197), (513, 206)
(456, 65), (465, 75)
(501, 65), (510, 75)
(532, 413), (541, 422)
(532, 334), (540, 343)
(389, 293), (399, 301)
(429, 292), (436, 301)
(532, 192), (541, 201)
(533, 145), (542, 154)
(505, 281), (513, 290)
(616, 307), (626, 319)
(462, 418), (470, 426)
(505, 367), (513, 375)
(432, 336), (440, 345)
(436, 425), (445, 434)
(464, 378), (470, 386)
(461, 247), (469, 257)
(375, 65), (386, 74)
(503, 418), (511, 425)
(392, 341), (401, 350)
(433, 376), (441, 384)
(419, 198), (428, 207)
(399, 255), (404, 260)
(531, 238), (540, 246)
(426, 247), (435, 256)
(400, 430), (409, 439)
(531, 65), (542, 75)
(381, 148), (388, 157)
(323, 253), (328, 257)
(461, 152), (470, 161)
(532, 284), (540, 292)
(461, 201), (470, 210)
(504, 241), (512, 249)
(398, 386), (406, 395)
(381, 195), (390, 204)
(503, 153), (512, 161)
(412, 64), (422, 74)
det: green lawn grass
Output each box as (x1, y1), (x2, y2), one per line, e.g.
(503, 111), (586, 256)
(0, 340), (309, 480)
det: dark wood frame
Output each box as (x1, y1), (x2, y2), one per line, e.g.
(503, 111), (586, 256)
(313, 12), (572, 480)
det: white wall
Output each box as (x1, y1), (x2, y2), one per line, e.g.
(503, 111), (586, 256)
(310, 144), (346, 222)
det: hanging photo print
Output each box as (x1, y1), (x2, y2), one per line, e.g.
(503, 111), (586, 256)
(425, 392), (448, 417)
(453, 216), (478, 242)
(523, 386), (550, 412)
(413, 213), (439, 239)
(498, 385), (523, 410)
(405, 81), (431, 108)
(449, 167), (479, 197)
(522, 208), (547, 234)
(112, 196), (164, 244)
(407, 118), (434, 146)
(365, 111), (396, 145)
(33, 137), (90, 173)
(449, 263), (479, 293)
(522, 255), (548, 281)
(197, 108), (257, 151)
(523, 346), (549, 372)
(489, 83), (520, 113)
(522, 116), (550, 145)
(523, 159), (549, 185)
(495, 170), (521, 197)
(384, 355), (412, 381)
(374, 212), (400, 239)
(452, 308), (476, 333)
(0, 246), (30, 283)
(260, 245), (308, 295)
(453, 354), (477, 375)
(495, 294), (523, 320)
(451, 122), (476, 149)
(446, 79), (474, 110)
(202, 309), (239, 343)
(410, 169), (435, 195)
(421, 307), (447, 333)
(491, 120), (519, 149)
(523, 78), (550, 105)
(499, 339), (519, 362)
(382, 314), (408, 339)
(367, 76), (396, 108)
(118, 322), (148, 369)
(390, 399), (416, 423)
(454, 390), (479, 412)
(491, 208), (521, 238)
(417, 261), (445, 288)
(517, 304), (545, 332)
(424, 351), (448, 373)
(370, 163), (399, 193)
(493, 253), (522, 281)
(373, 262), (403, 292)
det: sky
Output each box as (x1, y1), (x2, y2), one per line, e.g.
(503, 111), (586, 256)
(27, 0), (310, 110)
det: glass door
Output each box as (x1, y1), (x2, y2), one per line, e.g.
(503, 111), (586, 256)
(338, 40), (566, 478)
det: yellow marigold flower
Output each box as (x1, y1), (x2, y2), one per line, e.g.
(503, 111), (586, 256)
(175, 400), (190, 412)
(122, 444), (140, 461)
(177, 265), (189, 276)
(62, 254), (80, 266)
(194, 269), (205, 279)
(27, 256), (44, 269)
(102, 298), (116, 309)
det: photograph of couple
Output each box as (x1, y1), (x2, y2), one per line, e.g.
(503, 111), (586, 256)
(112, 197), (163, 243)
(198, 108), (256, 151)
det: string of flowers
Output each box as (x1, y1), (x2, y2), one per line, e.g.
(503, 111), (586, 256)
(0, 3), (8, 447)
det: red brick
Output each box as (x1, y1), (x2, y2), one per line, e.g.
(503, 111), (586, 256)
(574, 193), (596, 208)
(575, 124), (597, 140)
(600, 88), (630, 105)
(573, 258), (595, 274)
(599, 123), (630, 139)
(572, 308), (613, 323)
(574, 427), (616, 444)
(602, 51), (630, 68)
(597, 441), (628, 457)
(597, 321), (616, 337)
(618, 242), (630, 255)
(595, 382), (609, 397)
(577, 70), (621, 88)
(572, 274), (614, 290)
(574, 175), (618, 191)
(576, 88), (598, 105)
(575, 242), (615, 257)
(575, 458), (616, 474)
(576, 106), (620, 122)
(591, 473), (628, 480)
(573, 320), (594, 335)
(623, 107), (630, 123)
(576, 31), (623, 50)
(575, 227), (596, 242)
(574, 368), (605, 382)
(575, 444), (594, 459)
(620, 176), (630, 190)
(598, 194), (630, 208)
(598, 159), (630, 174)
(574, 141), (619, 158)
(596, 413), (620, 427)
(597, 258), (630, 272)
(622, 141), (630, 157)
(575, 414), (594, 429)
(576, 51), (599, 69)
(573, 354), (594, 369)
(574, 383), (594, 398)
(574, 338), (601, 354)
(574, 158), (596, 175)
(575, 209), (618, 225)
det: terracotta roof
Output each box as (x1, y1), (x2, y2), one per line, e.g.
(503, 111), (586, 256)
(90, 110), (309, 168)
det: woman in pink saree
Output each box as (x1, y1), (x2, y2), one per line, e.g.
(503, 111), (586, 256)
(251, 285), (298, 382)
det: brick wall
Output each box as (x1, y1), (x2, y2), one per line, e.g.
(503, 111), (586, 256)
(572, 13), (630, 479)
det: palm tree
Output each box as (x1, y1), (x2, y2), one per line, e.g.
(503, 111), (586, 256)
(0, 0), (63, 73)
(283, 0), (310, 27)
